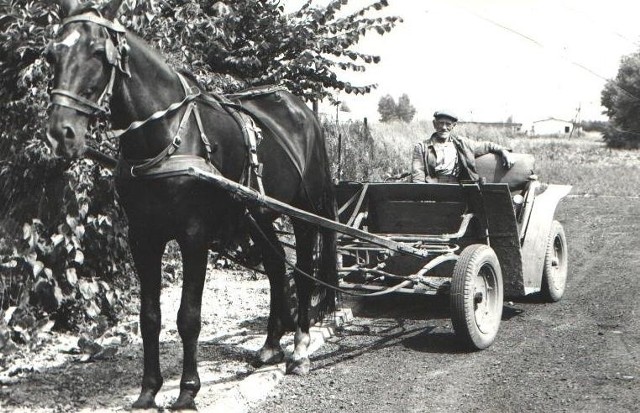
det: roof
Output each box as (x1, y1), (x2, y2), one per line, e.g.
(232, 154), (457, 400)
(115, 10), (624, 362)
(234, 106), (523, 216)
(532, 117), (573, 124)
(458, 121), (523, 127)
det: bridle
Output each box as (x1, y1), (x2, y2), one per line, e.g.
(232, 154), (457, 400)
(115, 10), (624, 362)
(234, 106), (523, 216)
(47, 11), (264, 188)
(47, 11), (210, 178)
(49, 11), (130, 118)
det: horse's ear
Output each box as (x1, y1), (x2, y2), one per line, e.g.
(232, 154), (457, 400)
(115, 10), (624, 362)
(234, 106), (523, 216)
(101, 0), (125, 20)
(59, 0), (79, 18)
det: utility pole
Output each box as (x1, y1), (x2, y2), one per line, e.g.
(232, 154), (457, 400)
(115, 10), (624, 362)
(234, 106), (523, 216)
(569, 103), (581, 139)
(335, 101), (342, 182)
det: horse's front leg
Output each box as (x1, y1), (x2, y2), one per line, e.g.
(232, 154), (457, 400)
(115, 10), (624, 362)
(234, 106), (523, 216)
(129, 232), (166, 410)
(170, 233), (209, 411)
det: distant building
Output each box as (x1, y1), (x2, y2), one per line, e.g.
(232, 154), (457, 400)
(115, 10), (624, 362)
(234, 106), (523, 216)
(531, 118), (574, 136)
(457, 121), (523, 134)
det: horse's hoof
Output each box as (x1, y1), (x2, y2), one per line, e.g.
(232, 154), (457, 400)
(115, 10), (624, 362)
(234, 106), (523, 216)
(131, 393), (158, 410)
(169, 392), (197, 411)
(286, 357), (311, 375)
(257, 346), (285, 365)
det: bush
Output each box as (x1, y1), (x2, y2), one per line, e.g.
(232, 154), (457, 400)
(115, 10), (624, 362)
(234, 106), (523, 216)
(323, 118), (429, 181)
(602, 125), (640, 149)
(0, 0), (402, 353)
(0, 1), (130, 353)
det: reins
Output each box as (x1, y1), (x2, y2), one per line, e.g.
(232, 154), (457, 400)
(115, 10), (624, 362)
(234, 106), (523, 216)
(244, 212), (414, 298)
(105, 88), (201, 140)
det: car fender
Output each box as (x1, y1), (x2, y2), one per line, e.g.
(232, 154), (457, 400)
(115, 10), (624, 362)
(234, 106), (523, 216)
(520, 184), (572, 294)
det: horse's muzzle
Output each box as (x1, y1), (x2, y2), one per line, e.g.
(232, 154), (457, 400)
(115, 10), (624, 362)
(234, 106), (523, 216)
(46, 118), (87, 159)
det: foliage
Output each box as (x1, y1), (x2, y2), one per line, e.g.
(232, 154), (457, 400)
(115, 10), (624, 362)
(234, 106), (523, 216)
(0, 0), (127, 354)
(377, 94), (397, 123)
(600, 53), (640, 148)
(0, 0), (401, 352)
(120, 0), (402, 101)
(580, 120), (608, 133)
(323, 118), (428, 181)
(377, 93), (416, 123)
(324, 119), (374, 181)
(396, 93), (416, 123)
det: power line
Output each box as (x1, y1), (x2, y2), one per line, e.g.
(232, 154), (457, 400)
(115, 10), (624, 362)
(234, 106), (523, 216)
(456, 6), (640, 103)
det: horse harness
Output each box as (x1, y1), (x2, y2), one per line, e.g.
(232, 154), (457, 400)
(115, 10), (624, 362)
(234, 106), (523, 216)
(50, 11), (407, 299)
(49, 11), (267, 195)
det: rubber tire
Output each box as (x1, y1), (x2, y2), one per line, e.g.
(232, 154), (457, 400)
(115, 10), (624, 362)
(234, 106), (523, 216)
(450, 244), (503, 350)
(540, 220), (568, 302)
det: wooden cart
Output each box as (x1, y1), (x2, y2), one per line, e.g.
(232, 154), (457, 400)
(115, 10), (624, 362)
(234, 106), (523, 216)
(334, 153), (571, 349)
(189, 152), (571, 350)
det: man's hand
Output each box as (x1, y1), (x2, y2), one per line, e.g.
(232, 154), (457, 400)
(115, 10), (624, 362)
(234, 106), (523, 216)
(501, 150), (515, 169)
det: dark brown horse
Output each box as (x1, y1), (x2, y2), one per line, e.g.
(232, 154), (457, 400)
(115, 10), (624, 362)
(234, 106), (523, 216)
(45, 0), (337, 410)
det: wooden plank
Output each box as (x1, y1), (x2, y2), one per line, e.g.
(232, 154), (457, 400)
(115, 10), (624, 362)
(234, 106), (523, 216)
(366, 183), (468, 202)
(369, 201), (466, 234)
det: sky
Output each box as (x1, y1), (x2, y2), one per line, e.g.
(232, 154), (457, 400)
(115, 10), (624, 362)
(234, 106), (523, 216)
(284, 0), (640, 125)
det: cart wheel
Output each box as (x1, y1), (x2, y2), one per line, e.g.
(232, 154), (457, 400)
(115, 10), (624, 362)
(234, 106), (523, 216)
(540, 220), (568, 302)
(450, 244), (503, 350)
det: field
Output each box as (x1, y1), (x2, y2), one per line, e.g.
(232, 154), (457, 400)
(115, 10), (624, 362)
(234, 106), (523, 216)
(326, 119), (640, 197)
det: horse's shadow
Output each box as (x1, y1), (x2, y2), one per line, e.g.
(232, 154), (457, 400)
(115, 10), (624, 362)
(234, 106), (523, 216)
(308, 293), (527, 371)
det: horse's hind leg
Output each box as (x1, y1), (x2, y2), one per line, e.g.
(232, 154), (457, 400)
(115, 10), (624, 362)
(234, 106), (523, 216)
(287, 221), (318, 375)
(250, 214), (290, 365)
(171, 233), (209, 411)
(129, 232), (166, 410)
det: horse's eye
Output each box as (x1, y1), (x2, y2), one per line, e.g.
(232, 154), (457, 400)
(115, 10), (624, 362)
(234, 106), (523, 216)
(82, 86), (98, 98)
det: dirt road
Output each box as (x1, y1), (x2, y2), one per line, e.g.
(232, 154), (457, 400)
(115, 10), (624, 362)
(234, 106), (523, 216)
(256, 197), (640, 412)
(1, 197), (638, 412)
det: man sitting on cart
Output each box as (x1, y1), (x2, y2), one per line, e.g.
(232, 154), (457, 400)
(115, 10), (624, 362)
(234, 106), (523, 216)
(411, 110), (515, 183)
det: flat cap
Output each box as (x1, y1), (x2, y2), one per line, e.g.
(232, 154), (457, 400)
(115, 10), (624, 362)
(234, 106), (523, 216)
(433, 110), (458, 122)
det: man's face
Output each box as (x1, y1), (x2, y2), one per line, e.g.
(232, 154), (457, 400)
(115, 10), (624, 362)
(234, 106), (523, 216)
(433, 117), (456, 138)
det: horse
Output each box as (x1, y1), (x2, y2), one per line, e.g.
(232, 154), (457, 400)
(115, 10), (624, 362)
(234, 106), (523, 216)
(45, 0), (337, 410)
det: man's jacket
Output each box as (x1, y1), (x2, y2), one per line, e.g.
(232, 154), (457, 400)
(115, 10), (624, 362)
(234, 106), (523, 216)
(411, 134), (506, 183)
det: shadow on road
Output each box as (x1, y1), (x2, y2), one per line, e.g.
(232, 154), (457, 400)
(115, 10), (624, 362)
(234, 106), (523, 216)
(0, 315), (269, 412)
(308, 293), (530, 370)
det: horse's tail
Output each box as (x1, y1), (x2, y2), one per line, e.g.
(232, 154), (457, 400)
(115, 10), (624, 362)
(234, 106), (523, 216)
(319, 179), (338, 315)
(309, 129), (339, 324)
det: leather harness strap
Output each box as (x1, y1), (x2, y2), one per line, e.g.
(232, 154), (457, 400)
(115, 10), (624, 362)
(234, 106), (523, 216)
(129, 73), (214, 178)
(50, 11), (268, 194)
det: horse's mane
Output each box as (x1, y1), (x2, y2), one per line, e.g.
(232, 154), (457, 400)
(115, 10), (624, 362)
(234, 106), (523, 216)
(176, 69), (203, 88)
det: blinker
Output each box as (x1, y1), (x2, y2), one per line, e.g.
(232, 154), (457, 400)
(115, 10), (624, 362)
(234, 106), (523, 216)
(105, 37), (117, 65)
(104, 35), (131, 77)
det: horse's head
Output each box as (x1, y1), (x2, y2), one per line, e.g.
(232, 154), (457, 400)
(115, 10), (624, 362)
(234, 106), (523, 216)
(46, 0), (128, 158)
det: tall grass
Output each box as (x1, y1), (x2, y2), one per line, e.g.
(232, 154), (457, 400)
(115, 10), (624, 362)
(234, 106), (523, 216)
(323, 120), (640, 197)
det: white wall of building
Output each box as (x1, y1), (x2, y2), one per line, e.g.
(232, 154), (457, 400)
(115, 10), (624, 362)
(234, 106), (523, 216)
(532, 118), (573, 135)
